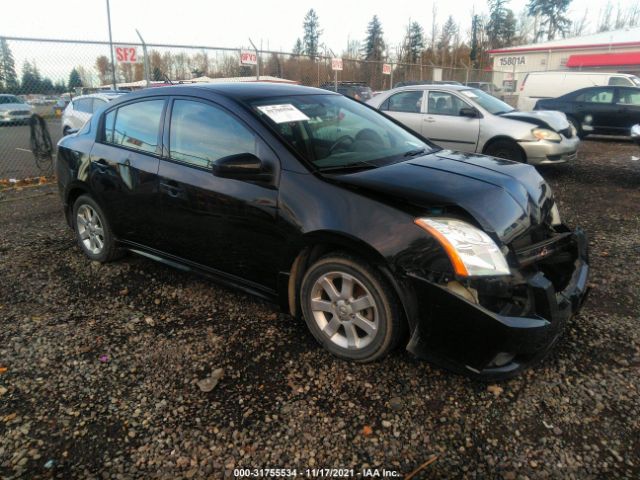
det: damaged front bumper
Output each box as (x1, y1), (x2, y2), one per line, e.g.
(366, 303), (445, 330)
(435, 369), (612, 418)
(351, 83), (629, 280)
(406, 227), (589, 380)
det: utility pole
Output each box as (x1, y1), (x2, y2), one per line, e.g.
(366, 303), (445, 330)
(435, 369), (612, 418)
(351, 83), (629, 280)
(329, 48), (338, 92)
(105, 0), (117, 90)
(135, 29), (150, 88)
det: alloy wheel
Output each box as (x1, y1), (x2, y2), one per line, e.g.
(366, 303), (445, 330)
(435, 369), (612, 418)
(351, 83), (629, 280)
(76, 204), (105, 255)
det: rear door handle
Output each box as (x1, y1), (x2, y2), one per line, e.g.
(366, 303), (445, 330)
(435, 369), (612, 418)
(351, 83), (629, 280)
(424, 117), (436, 123)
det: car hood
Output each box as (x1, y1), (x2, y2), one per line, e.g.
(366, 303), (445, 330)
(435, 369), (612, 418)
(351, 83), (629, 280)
(499, 110), (569, 131)
(0, 103), (33, 112)
(334, 150), (555, 244)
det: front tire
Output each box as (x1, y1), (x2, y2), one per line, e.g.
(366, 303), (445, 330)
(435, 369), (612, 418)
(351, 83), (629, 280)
(300, 253), (402, 362)
(72, 195), (120, 262)
(484, 139), (526, 163)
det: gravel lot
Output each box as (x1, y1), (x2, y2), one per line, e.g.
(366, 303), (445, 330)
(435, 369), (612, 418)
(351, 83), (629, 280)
(1, 139), (639, 479)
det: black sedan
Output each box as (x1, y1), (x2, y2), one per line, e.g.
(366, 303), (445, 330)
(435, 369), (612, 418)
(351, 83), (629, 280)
(55, 83), (589, 380)
(534, 86), (640, 138)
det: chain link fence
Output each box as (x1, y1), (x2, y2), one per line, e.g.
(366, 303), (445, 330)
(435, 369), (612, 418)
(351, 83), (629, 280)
(0, 36), (501, 182)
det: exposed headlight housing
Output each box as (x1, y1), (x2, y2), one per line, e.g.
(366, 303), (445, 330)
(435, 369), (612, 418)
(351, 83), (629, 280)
(532, 128), (561, 142)
(414, 218), (511, 277)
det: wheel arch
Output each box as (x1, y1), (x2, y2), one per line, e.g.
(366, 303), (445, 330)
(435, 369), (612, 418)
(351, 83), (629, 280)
(282, 230), (416, 333)
(64, 183), (91, 227)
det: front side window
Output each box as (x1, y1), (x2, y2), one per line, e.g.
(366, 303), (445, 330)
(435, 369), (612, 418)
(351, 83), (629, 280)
(576, 88), (614, 104)
(428, 91), (469, 116)
(169, 100), (258, 168)
(107, 99), (164, 154)
(250, 94), (434, 171)
(383, 91), (423, 113)
(0, 95), (22, 104)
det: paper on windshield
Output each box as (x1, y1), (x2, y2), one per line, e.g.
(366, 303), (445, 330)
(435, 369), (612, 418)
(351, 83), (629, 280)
(257, 104), (310, 123)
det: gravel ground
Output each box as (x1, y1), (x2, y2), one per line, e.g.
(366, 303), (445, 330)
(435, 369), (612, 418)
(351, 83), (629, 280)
(1, 139), (639, 479)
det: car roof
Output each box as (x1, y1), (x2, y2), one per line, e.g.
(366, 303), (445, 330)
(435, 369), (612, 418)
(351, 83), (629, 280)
(110, 82), (336, 103)
(73, 92), (124, 101)
(387, 84), (472, 93)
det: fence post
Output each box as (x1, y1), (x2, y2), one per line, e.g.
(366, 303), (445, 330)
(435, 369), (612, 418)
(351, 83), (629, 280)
(105, 0), (117, 90)
(135, 29), (150, 88)
(249, 38), (260, 80)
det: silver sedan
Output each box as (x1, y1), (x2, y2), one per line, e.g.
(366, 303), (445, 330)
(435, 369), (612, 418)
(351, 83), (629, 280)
(367, 85), (579, 165)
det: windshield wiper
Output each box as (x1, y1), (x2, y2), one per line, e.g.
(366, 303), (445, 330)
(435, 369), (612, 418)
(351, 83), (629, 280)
(317, 161), (377, 173)
(404, 148), (427, 157)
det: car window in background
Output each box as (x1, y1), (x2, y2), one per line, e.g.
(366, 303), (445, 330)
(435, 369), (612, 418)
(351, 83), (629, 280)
(169, 100), (258, 168)
(608, 77), (633, 86)
(460, 88), (513, 114)
(428, 91), (469, 116)
(108, 100), (164, 154)
(383, 91), (423, 113)
(631, 76), (640, 86)
(575, 88), (614, 104)
(74, 98), (93, 114)
(616, 89), (640, 106)
(0, 95), (23, 104)
(93, 98), (107, 112)
(250, 94), (434, 171)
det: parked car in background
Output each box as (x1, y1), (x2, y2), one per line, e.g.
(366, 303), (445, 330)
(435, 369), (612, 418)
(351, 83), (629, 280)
(62, 92), (124, 135)
(465, 81), (502, 97)
(320, 82), (373, 102)
(534, 86), (640, 139)
(55, 82), (589, 379)
(368, 85), (579, 164)
(53, 94), (72, 117)
(0, 94), (35, 125)
(517, 71), (640, 111)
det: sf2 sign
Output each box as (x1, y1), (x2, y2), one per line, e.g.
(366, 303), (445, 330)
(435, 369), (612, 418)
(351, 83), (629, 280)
(382, 64), (392, 75)
(331, 58), (343, 71)
(240, 50), (258, 66)
(115, 46), (138, 64)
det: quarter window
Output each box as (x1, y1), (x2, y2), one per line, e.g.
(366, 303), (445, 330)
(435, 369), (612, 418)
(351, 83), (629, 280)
(608, 77), (632, 86)
(617, 89), (640, 106)
(74, 98), (93, 114)
(428, 92), (469, 116)
(382, 91), (423, 113)
(106, 100), (164, 154)
(169, 100), (258, 168)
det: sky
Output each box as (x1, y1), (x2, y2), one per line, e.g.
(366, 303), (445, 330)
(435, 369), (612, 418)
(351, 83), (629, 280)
(1, 0), (635, 53)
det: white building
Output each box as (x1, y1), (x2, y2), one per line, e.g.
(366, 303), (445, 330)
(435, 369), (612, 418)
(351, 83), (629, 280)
(488, 27), (640, 91)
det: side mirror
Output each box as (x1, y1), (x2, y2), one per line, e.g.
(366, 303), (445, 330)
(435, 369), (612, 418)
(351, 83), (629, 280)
(632, 124), (640, 145)
(211, 153), (269, 180)
(64, 128), (79, 136)
(459, 107), (479, 118)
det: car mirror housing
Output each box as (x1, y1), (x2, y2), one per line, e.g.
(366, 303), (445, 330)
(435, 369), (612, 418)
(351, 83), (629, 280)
(211, 153), (268, 180)
(459, 107), (479, 118)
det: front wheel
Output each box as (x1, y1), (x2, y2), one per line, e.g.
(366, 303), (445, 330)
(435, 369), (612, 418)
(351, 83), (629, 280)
(72, 195), (120, 262)
(484, 139), (526, 163)
(300, 253), (402, 362)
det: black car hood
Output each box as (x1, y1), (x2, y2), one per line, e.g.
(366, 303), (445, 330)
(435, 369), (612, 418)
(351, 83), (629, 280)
(335, 150), (555, 244)
(500, 110), (569, 131)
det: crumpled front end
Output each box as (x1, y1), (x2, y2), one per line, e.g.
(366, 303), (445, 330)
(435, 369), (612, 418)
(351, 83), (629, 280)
(405, 226), (589, 380)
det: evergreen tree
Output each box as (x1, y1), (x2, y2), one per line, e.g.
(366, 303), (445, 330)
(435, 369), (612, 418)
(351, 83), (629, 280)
(292, 38), (303, 55)
(437, 16), (458, 64)
(302, 9), (322, 57)
(487, 0), (517, 49)
(68, 68), (83, 90)
(363, 15), (385, 61)
(41, 77), (54, 93)
(21, 60), (40, 94)
(406, 21), (425, 63)
(0, 38), (19, 92)
(528, 0), (572, 41)
(152, 66), (163, 81)
(470, 15), (480, 67)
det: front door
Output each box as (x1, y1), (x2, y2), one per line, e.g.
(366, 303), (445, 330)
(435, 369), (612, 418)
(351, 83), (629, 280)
(155, 97), (282, 290)
(615, 87), (640, 133)
(89, 98), (166, 245)
(422, 90), (480, 151)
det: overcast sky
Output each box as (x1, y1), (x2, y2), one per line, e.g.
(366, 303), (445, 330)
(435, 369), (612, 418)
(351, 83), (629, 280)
(1, 0), (636, 53)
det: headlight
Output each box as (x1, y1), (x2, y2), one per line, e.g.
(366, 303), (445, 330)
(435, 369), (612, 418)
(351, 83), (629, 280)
(414, 218), (511, 277)
(532, 128), (561, 142)
(550, 203), (562, 226)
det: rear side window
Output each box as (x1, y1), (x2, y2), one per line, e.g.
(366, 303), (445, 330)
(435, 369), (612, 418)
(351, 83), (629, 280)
(617, 89), (640, 106)
(105, 99), (164, 154)
(169, 99), (258, 168)
(74, 98), (93, 113)
(575, 88), (614, 104)
(382, 91), (423, 113)
(608, 77), (632, 86)
(93, 98), (107, 113)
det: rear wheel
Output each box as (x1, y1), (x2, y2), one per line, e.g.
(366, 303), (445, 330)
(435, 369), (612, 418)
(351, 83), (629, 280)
(485, 139), (526, 163)
(300, 253), (402, 362)
(72, 195), (120, 262)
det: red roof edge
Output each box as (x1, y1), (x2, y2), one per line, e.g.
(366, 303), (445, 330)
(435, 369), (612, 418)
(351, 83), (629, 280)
(488, 40), (640, 55)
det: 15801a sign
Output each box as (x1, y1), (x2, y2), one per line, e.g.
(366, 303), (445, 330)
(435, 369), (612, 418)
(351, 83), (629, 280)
(499, 56), (526, 67)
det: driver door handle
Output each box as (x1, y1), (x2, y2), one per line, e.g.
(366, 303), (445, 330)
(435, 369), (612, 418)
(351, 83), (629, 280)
(424, 117), (436, 123)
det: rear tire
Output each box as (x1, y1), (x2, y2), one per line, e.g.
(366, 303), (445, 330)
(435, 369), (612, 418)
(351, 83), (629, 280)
(484, 139), (526, 163)
(300, 253), (402, 362)
(72, 195), (120, 262)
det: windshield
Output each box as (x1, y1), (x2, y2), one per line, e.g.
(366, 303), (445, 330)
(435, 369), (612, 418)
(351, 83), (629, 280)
(0, 95), (23, 105)
(250, 94), (435, 171)
(460, 88), (514, 114)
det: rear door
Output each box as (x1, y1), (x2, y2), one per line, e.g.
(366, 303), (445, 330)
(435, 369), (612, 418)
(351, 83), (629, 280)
(155, 97), (281, 289)
(422, 90), (480, 151)
(89, 98), (166, 245)
(614, 87), (640, 133)
(572, 87), (616, 132)
(379, 90), (425, 134)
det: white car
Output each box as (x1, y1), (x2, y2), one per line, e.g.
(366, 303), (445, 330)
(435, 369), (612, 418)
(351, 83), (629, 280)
(367, 85), (580, 165)
(0, 94), (35, 125)
(62, 92), (124, 135)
